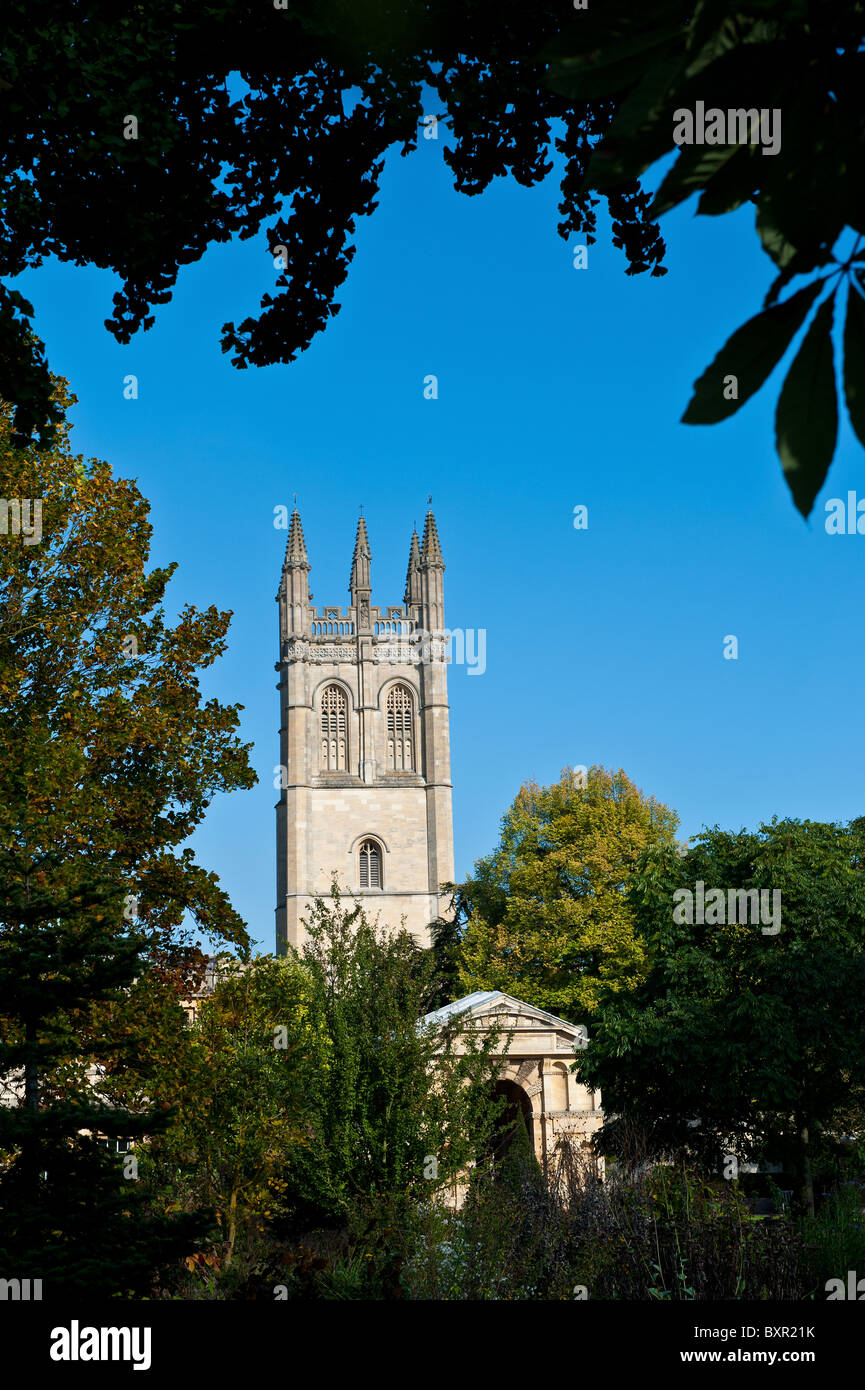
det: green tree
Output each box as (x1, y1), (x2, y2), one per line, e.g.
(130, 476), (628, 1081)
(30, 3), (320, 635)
(0, 382), (256, 1293)
(285, 886), (506, 1225)
(0, 382), (255, 950)
(137, 954), (312, 1275)
(0, 874), (211, 1298)
(577, 818), (865, 1215)
(457, 766), (679, 1021)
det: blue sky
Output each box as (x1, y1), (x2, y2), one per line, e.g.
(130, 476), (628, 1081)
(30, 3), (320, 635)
(18, 125), (865, 954)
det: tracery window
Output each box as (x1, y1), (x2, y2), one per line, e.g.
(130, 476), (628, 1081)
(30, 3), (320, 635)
(320, 684), (347, 770)
(386, 684), (414, 771)
(359, 839), (382, 888)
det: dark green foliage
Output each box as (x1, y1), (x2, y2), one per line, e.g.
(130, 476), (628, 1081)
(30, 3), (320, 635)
(0, 1123), (210, 1300)
(423, 903), (464, 1012)
(775, 295), (838, 517)
(546, 1), (865, 514)
(577, 818), (865, 1214)
(284, 886), (505, 1222)
(681, 279), (826, 425)
(3, 5), (865, 505)
(799, 1184), (865, 1291)
(141, 891), (508, 1298)
(0, 385), (255, 1297)
(0, 1), (665, 447)
(0, 874), (212, 1298)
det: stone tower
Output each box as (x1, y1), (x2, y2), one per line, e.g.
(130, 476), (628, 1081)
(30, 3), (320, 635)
(275, 508), (455, 952)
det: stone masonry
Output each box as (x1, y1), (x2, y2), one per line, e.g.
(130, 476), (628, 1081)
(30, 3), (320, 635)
(275, 507), (455, 952)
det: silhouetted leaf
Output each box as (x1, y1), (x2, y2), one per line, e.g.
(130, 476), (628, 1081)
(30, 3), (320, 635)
(843, 275), (865, 451)
(695, 146), (755, 216)
(650, 144), (740, 218)
(544, 23), (682, 103)
(586, 54), (685, 191)
(682, 279), (825, 425)
(775, 294), (838, 518)
(756, 207), (798, 269)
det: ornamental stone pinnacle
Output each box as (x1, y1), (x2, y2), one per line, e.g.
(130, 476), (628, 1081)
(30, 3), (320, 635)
(404, 529), (422, 610)
(421, 508), (444, 567)
(283, 508), (309, 569)
(349, 514), (371, 597)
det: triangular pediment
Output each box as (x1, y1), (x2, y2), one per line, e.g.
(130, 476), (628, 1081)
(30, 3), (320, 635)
(421, 990), (587, 1042)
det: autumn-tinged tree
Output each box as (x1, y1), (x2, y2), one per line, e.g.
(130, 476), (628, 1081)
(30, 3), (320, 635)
(0, 381), (256, 1293)
(456, 766), (679, 1021)
(0, 380), (255, 951)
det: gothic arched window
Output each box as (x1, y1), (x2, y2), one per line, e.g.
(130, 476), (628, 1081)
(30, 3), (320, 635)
(359, 839), (382, 889)
(320, 685), (347, 771)
(386, 684), (414, 771)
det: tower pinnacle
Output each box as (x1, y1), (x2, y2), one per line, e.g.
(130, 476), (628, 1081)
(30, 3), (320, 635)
(421, 508), (444, 567)
(284, 507), (309, 569)
(349, 514), (371, 592)
(404, 528), (422, 608)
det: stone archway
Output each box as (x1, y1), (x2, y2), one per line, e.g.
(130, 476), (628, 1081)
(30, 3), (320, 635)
(487, 1077), (534, 1163)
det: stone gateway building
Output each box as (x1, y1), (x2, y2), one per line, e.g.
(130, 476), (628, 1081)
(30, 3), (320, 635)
(275, 507), (454, 953)
(421, 991), (603, 1194)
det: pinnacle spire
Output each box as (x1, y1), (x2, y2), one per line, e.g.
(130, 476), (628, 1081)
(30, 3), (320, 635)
(284, 507), (309, 568)
(349, 513), (371, 597)
(421, 508), (443, 567)
(404, 528), (422, 607)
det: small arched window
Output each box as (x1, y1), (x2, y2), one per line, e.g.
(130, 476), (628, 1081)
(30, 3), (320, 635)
(321, 685), (347, 771)
(359, 839), (382, 889)
(386, 684), (414, 771)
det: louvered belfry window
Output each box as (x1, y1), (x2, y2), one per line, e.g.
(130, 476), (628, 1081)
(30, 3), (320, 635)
(386, 684), (414, 771)
(359, 839), (382, 888)
(320, 684), (347, 770)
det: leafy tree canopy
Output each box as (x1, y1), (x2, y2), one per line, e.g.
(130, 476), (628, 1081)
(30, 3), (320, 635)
(137, 954), (312, 1273)
(0, 379), (256, 956)
(456, 765), (679, 1021)
(577, 818), (865, 1209)
(0, 381), (256, 1293)
(3, 3), (864, 510)
(546, 0), (865, 516)
(284, 887), (506, 1224)
(0, 0), (666, 449)
(0, 884), (213, 1298)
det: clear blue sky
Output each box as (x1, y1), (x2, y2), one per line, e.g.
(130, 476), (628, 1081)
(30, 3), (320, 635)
(18, 126), (865, 954)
